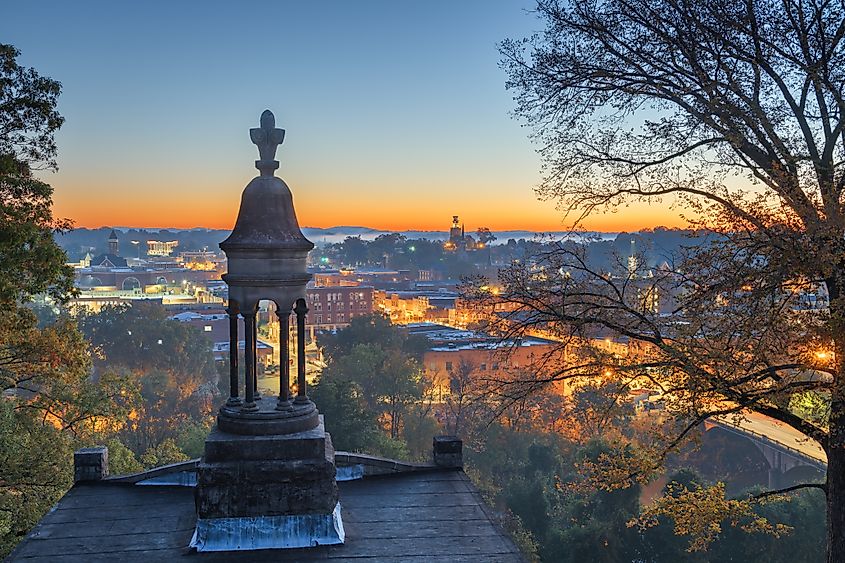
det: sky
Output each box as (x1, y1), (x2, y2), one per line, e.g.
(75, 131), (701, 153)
(2, 1), (684, 233)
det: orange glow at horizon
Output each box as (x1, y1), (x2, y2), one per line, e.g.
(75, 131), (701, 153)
(55, 199), (688, 233)
(53, 180), (689, 234)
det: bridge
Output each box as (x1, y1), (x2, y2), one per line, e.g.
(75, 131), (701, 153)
(704, 411), (826, 489)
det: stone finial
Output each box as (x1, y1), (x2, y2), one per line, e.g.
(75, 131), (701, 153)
(74, 446), (109, 482)
(250, 109), (286, 176)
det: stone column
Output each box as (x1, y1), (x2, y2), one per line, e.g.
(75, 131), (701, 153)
(253, 312), (261, 400)
(242, 311), (258, 412)
(276, 307), (292, 410)
(226, 305), (241, 406)
(294, 298), (309, 403)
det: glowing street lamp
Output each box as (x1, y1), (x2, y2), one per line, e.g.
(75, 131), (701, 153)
(815, 349), (833, 362)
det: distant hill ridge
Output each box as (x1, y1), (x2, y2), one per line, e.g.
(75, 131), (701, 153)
(56, 225), (696, 263)
(69, 225), (622, 241)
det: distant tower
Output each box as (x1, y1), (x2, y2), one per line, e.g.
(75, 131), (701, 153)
(108, 229), (119, 256)
(449, 216), (462, 244)
(627, 239), (638, 277)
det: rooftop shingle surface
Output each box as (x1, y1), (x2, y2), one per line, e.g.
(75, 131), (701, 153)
(9, 470), (523, 562)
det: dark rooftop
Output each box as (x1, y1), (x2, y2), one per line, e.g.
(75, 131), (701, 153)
(9, 468), (523, 562)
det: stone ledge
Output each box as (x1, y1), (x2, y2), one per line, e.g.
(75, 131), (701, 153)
(334, 451), (438, 476)
(99, 447), (455, 486)
(204, 419), (328, 462)
(197, 457), (337, 486)
(105, 458), (200, 484)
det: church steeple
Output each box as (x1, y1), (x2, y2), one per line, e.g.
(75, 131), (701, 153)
(107, 229), (119, 256)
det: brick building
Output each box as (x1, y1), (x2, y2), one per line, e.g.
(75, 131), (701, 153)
(305, 284), (374, 332)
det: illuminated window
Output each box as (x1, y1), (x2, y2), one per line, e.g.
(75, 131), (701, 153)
(204, 326), (212, 332)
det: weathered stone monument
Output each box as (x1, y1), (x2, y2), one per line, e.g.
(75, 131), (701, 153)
(191, 110), (343, 551)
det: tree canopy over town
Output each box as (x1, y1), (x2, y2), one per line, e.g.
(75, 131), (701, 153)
(497, 1), (845, 560)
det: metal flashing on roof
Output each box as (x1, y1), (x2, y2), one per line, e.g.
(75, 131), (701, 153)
(136, 470), (197, 487)
(189, 502), (345, 552)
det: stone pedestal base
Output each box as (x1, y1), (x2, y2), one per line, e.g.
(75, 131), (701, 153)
(217, 396), (319, 435)
(194, 415), (342, 550)
(190, 502), (344, 552)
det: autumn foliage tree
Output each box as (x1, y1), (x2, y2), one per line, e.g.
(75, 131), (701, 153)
(496, 1), (845, 560)
(0, 44), (129, 557)
(311, 315), (440, 459)
(77, 302), (219, 456)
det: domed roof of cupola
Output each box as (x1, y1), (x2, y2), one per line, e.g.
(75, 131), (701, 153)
(220, 175), (313, 250)
(219, 110), (314, 314)
(220, 110), (314, 253)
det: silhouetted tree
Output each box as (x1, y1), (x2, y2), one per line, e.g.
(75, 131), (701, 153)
(499, 1), (844, 557)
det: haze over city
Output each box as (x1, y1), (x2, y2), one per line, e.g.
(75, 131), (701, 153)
(0, 0), (686, 233)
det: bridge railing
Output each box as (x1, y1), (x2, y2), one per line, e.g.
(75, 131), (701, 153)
(711, 418), (827, 469)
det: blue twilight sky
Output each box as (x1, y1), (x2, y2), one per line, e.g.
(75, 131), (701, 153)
(1, 1), (677, 231)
